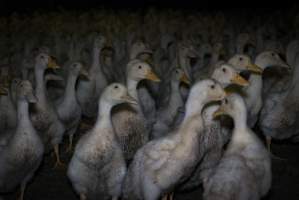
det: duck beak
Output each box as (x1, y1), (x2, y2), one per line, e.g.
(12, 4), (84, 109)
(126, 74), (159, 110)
(231, 73), (249, 86)
(213, 106), (226, 118)
(0, 85), (8, 96)
(121, 94), (138, 105)
(246, 63), (263, 74)
(180, 72), (191, 85)
(80, 68), (89, 79)
(47, 56), (60, 70)
(26, 92), (38, 103)
(146, 70), (161, 82)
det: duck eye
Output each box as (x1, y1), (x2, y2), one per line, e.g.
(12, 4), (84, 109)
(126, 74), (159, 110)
(271, 53), (275, 57)
(210, 85), (215, 89)
(138, 66), (142, 69)
(114, 85), (119, 89)
(222, 68), (226, 73)
(40, 55), (44, 59)
(225, 99), (228, 104)
(239, 57), (243, 61)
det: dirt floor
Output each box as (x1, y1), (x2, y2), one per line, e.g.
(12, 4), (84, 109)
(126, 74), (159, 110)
(2, 124), (299, 200)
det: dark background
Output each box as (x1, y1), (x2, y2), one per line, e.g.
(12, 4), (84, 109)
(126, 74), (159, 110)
(1, 0), (297, 16)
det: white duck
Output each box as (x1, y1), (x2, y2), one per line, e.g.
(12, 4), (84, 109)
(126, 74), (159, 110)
(228, 52), (289, 127)
(122, 79), (226, 200)
(67, 83), (137, 200)
(112, 59), (160, 162)
(0, 80), (44, 200)
(204, 94), (271, 200)
(76, 35), (108, 117)
(55, 62), (89, 152)
(178, 63), (249, 191)
(259, 49), (299, 150)
(30, 53), (65, 168)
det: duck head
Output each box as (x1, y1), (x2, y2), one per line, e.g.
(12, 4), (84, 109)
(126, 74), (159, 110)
(16, 80), (37, 103)
(101, 83), (138, 106)
(130, 40), (153, 60)
(213, 93), (246, 120)
(69, 62), (89, 80)
(94, 35), (107, 50)
(35, 53), (60, 71)
(228, 54), (263, 74)
(255, 51), (291, 71)
(172, 68), (191, 85)
(126, 59), (160, 82)
(188, 79), (226, 107)
(212, 63), (249, 87)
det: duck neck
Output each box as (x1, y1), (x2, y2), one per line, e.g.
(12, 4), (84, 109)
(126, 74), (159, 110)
(127, 78), (139, 101)
(94, 100), (113, 130)
(90, 45), (101, 73)
(246, 58), (266, 98)
(232, 110), (248, 132)
(184, 95), (206, 122)
(34, 67), (47, 103)
(62, 73), (78, 104)
(179, 51), (192, 80)
(247, 74), (262, 99)
(169, 81), (183, 110)
(17, 99), (33, 129)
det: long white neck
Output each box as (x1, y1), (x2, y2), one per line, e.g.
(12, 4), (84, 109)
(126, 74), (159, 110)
(90, 45), (101, 73)
(17, 99), (34, 130)
(169, 81), (184, 112)
(127, 78), (139, 100)
(184, 94), (206, 122)
(94, 99), (113, 131)
(230, 107), (251, 145)
(62, 73), (78, 105)
(245, 57), (267, 100)
(34, 67), (47, 104)
(232, 108), (248, 132)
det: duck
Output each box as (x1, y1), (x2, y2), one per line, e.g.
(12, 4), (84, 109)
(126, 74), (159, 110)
(30, 53), (65, 168)
(0, 78), (21, 148)
(112, 59), (160, 162)
(67, 83), (137, 200)
(151, 68), (190, 139)
(259, 49), (299, 150)
(0, 76), (18, 132)
(0, 80), (44, 200)
(122, 79), (226, 200)
(76, 35), (108, 117)
(55, 62), (89, 152)
(228, 52), (289, 127)
(204, 94), (271, 200)
(178, 63), (249, 191)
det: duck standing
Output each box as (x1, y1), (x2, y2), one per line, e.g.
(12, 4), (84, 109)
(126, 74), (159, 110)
(67, 83), (137, 200)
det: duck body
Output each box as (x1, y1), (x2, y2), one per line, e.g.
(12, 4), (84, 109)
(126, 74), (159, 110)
(76, 36), (107, 117)
(67, 120), (126, 200)
(68, 83), (134, 200)
(260, 67), (299, 140)
(55, 62), (87, 150)
(0, 81), (44, 195)
(123, 79), (226, 200)
(179, 105), (225, 191)
(30, 55), (65, 151)
(112, 59), (160, 162)
(204, 94), (271, 200)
